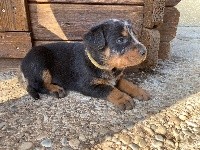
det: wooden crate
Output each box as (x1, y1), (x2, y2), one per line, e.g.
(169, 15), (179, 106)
(0, 0), (181, 68)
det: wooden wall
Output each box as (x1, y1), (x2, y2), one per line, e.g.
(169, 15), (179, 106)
(0, 0), (181, 68)
(0, 0), (32, 58)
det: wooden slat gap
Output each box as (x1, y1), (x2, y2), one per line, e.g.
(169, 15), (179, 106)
(28, 1), (144, 6)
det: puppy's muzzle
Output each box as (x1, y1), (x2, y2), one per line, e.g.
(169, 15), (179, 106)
(136, 43), (147, 56)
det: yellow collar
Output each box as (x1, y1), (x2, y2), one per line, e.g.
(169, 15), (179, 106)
(85, 49), (111, 71)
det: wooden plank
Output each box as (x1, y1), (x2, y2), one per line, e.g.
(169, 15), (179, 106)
(33, 40), (79, 46)
(29, 4), (144, 41)
(0, 0), (29, 31)
(140, 28), (160, 68)
(0, 32), (32, 58)
(143, 0), (165, 29)
(165, 0), (181, 7)
(158, 7), (180, 42)
(28, 0), (144, 5)
(158, 42), (170, 60)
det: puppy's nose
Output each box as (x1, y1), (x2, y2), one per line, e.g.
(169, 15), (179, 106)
(136, 44), (147, 56)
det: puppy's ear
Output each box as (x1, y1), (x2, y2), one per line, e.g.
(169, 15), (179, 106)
(83, 24), (105, 50)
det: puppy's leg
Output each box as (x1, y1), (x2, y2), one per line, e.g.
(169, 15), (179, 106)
(27, 85), (40, 100)
(83, 84), (135, 110)
(117, 78), (150, 101)
(42, 69), (66, 98)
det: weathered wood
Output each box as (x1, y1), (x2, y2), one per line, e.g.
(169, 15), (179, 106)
(158, 7), (180, 42)
(0, 32), (32, 58)
(143, 0), (165, 29)
(0, 0), (29, 31)
(29, 4), (143, 41)
(140, 28), (160, 68)
(158, 42), (170, 60)
(28, 0), (144, 5)
(165, 0), (181, 6)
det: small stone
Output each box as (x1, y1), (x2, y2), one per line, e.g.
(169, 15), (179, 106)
(134, 136), (141, 144)
(121, 145), (127, 150)
(155, 126), (167, 135)
(0, 122), (6, 129)
(186, 121), (198, 127)
(152, 140), (163, 148)
(179, 114), (187, 121)
(193, 127), (200, 132)
(18, 142), (33, 150)
(111, 137), (118, 143)
(143, 126), (154, 136)
(102, 141), (113, 149)
(90, 122), (97, 125)
(129, 143), (139, 150)
(155, 134), (164, 142)
(138, 138), (147, 148)
(119, 134), (131, 145)
(90, 140), (95, 144)
(105, 135), (112, 141)
(69, 138), (80, 149)
(61, 137), (67, 146)
(79, 134), (86, 142)
(36, 133), (48, 140)
(171, 116), (181, 125)
(41, 139), (52, 148)
(165, 139), (175, 147)
(172, 129), (179, 138)
(182, 130), (192, 136)
(150, 124), (157, 130)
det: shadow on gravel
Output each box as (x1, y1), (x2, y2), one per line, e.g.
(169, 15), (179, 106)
(0, 60), (199, 149)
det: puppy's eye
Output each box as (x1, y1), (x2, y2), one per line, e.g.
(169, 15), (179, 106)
(116, 37), (128, 44)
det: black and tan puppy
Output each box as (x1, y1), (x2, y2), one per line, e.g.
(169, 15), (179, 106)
(19, 19), (150, 110)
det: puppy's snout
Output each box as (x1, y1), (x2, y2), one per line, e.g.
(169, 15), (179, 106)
(136, 44), (147, 56)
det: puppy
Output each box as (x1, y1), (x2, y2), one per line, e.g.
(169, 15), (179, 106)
(19, 19), (150, 110)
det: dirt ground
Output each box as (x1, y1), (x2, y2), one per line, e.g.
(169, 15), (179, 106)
(0, 27), (200, 150)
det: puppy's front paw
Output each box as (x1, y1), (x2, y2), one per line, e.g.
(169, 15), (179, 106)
(107, 88), (135, 110)
(50, 85), (67, 98)
(135, 88), (150, 101)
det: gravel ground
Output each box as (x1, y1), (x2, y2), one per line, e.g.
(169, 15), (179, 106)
(0, 27), (199, 150)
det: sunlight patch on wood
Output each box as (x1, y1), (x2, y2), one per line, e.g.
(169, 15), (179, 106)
(37, 4), (68, 40)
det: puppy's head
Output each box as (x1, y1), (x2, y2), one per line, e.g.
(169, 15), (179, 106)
(83, 19), (147, 70)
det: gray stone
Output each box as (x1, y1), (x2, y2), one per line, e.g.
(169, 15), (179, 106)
(119, 134), (131, 145)
(182, 130), (192, 136)
(0, 122), (6, 129)
(143, 126), (154, 136)
(129, 143), (139, 150)
(79, 134), (86, 142)
(41, 139), (52, 148)
(155, 134), (164, 142)
(179, 114), (188, 121)
(155, 125), (167, 135)
(193, 127), (200, 132)
(138, 138), (147, 148)
(18, 142), (33, 150)
(152, 140), (163, 147)
(69, 138), (80, 149)
(61, 137), (68, 146)
(186, 121), (198, 127)
(165, 139), (175, 147)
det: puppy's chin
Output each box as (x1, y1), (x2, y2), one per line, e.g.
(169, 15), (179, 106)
(106, 50), (147, 69)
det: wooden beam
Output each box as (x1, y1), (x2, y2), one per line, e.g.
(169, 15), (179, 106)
(0, 32), (32, 58)
(165, 0), (181, 7)
(0, 0), (29, 31)
(143, 0), (165, 29)
(29, 4), (144, 41)
(158, 7), (180, 42)
(140, 28), (160, 68)
(28, 0), (144, 5)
